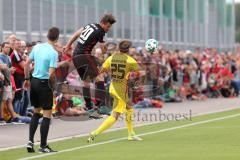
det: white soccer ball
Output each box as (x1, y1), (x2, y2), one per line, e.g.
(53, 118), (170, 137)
(145, 39), (158, 53)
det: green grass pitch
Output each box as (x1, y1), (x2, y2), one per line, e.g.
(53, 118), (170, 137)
(1, 108), (240, 160)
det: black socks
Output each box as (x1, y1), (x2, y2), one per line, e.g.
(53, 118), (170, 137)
(83, 87), (92, 110)
(40, 117), (51, 148)
(95, 81), (105, 107)
(29, 113), (42, 143)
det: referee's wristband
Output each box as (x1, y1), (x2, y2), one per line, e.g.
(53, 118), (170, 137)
(24, 77), (30, 80)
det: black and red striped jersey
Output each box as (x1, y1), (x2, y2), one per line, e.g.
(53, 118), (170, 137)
(76, 23), (105, 54)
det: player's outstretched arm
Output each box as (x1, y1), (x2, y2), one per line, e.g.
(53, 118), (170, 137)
(49, 67), (56, 90)
(64, 27), (83, 52)
(99, 67), (109, 74)
(95, 67), (108, 82)
(99, 56), (111, 74)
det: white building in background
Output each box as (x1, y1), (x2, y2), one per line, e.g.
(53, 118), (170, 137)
(0, 0), (236, 51)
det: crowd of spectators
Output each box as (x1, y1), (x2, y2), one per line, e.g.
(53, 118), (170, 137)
(1, 34), (240, 124)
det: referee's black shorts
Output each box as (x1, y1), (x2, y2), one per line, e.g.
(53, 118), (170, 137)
(73, 47), (99, 81)
(30, 77), (53, 110)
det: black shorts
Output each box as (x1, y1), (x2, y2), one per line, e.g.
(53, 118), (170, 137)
(73, 50), (99, 81)
(30, 77), (53, 110)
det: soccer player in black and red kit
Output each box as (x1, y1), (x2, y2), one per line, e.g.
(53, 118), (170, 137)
(64, 13), (116, 111)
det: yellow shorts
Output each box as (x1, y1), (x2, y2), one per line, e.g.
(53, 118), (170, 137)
(109, 85), (129, 114)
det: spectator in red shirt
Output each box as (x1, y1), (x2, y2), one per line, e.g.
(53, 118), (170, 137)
(10, 39), (25, 97)
(10, 39), (29, 116)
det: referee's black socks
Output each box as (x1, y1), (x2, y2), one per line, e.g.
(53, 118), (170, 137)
(40, 117), (51, 147)
(29, 113), (42, 143)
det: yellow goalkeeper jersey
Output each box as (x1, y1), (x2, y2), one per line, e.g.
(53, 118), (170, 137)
(102, 52), (140, 102)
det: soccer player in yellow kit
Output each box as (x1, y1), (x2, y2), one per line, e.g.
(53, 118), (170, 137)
(87, 40), (142, 142)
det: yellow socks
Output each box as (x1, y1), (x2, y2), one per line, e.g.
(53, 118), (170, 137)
(93, 115), (117, 136)
(125, 108), (134, 135)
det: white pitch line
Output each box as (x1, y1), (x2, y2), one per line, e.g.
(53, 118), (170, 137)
(0, 107), (237, 152)
(18, 113), (240, 160)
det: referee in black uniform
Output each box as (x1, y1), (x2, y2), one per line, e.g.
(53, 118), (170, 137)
(24, 27), (60, 153)
(64, 13), (116, 112)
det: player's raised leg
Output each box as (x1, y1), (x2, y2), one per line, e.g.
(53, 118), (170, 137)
(87, 111), (119, 143)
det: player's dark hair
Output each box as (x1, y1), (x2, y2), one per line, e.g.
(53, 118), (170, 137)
(1, 41), (10, 48)
(47, 27), (60, 41)
(100, 13), (116, 25)
(119, 40), (132, 53)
